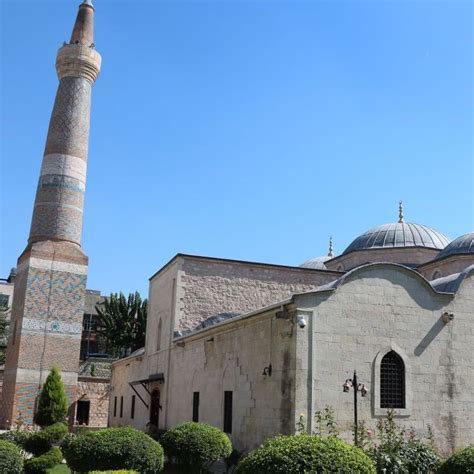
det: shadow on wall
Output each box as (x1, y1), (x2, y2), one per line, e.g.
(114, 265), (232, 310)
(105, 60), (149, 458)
(414, 316), (448, 356)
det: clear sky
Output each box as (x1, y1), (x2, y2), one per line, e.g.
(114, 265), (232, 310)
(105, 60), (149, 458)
(1, 0), (473, 296)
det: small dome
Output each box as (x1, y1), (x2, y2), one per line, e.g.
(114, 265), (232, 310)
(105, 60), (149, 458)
(300, 256), (331, 270)
(343, 222), (450, 255)
(434, 232), (474, 260)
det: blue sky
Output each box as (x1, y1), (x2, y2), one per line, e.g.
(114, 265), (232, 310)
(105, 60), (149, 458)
(1, 0), (473, 296)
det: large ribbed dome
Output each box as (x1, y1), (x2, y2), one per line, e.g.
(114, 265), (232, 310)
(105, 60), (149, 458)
(434, 232), (474, 260)
(343, 222), (450, 255)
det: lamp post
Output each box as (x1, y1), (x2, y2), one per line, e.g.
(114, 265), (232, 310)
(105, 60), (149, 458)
(343, 370), (368, 446)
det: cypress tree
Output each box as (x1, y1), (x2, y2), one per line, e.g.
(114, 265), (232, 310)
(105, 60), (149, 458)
(33, 366), (68, 427)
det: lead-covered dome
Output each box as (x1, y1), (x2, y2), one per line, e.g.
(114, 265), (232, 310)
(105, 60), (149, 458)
(343, 222), (450, 255)
(434, 232), (474, 260)
(300, 256), (331, 270)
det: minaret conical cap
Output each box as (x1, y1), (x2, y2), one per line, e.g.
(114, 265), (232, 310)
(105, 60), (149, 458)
(70, 0), (95, 46)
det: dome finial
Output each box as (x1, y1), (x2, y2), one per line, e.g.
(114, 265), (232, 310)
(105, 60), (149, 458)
(398, 201), (404, 223)
(328, 236), (334, 257)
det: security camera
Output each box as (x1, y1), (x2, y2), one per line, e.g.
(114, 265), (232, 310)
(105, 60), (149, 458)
(296, 314), (307, 329)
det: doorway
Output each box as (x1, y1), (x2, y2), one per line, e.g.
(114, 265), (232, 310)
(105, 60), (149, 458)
(150, 389), (160, 427)
(76, 400), (90, 425)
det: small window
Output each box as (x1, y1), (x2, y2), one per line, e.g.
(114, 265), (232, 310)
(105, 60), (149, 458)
(120, 396), (124, 417)
(380, 351), (405, 408)
(223, 391), (233, 434)
(192, 392), (199, 422)
(113, 396), (117, 417)
(131, 395), (136, 419)
(157, 319), (162, 352)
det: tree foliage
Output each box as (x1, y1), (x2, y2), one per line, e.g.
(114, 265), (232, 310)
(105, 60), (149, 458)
(95, 292), (147, 357)
(0, 301), (10, 364)
(33, 366), (68, 427)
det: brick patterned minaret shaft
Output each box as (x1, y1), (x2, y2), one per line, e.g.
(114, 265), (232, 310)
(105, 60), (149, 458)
(0, 1), (101, 427)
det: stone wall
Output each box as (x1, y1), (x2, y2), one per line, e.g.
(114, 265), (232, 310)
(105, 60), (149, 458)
(158, 255), (340, 334)
(76, 378), (110, 427)
(326, 247), (440, 272)
(294, 264), (473, 454)
(418, 255), (474, 280)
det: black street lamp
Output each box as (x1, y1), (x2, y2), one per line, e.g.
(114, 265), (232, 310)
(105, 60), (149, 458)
(343, 370), (368, 446)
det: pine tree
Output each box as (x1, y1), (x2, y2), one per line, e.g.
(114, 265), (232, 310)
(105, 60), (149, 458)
(33, 366), (68, 427)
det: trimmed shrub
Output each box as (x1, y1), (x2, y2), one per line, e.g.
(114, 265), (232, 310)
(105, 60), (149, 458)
(34, 366), (68, 427)
(24, 446), (63, 474)
(237, 435), (376, 474)
(61, 427), (164, 473)
(23, 422), (68, 456)
(0, 429), (31, 449)
(0, 439), (23, 474)
(439, 445), (474, 474)
(161, 422), (232, 471)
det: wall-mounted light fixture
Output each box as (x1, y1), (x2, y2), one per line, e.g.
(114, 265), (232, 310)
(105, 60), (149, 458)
(262, 364), (272, 376)
(441, 312), (454, 324)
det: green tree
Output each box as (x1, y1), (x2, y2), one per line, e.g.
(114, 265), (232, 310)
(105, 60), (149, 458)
(0, 302), (9, 365)
(96, 292), (147, 358)
(33, 366), (68, 427)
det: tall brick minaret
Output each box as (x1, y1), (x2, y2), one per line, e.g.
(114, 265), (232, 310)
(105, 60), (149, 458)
(1, 0), (101, 426)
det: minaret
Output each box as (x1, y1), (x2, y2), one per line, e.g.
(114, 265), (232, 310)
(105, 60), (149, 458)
(1, 1), (101, 427)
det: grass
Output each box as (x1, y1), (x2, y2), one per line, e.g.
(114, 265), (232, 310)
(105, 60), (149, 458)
(46, 464), (71, 474)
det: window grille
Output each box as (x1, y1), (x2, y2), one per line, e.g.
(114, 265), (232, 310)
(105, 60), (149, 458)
(380, 351), (405, 408)
(223, 391), (233, 434)
(131, 395), (136, 419)
(192, 392), (199, 422)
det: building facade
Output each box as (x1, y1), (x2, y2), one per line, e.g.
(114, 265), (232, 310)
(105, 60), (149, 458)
(110, 224), (474, 455)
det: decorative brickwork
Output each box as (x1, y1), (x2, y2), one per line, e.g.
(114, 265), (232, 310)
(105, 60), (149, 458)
(0, 1), (100, 428)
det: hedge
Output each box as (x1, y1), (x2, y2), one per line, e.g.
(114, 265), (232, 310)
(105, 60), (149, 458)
(24, 422), (68, 456)
(0, 429), (31, 449)
(61, 427), (164, 473)
(439, 445), (474, 474)
(161, 422), (232, 470)
(24, 446), (63, 474)
(0, 439), (23, 474)
(237, 435), (376, 474)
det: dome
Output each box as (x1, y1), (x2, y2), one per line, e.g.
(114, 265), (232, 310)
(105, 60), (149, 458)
(434, 232), (474, 260)
(343, 222), (450, 255)
(300, 256), (331, 270)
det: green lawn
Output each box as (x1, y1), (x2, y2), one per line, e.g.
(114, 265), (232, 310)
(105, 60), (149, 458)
(46, 465), (71, 474)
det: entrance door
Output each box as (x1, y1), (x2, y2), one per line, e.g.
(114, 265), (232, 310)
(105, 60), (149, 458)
(150, 389), (160, 427)
(76, 400), (90, 425)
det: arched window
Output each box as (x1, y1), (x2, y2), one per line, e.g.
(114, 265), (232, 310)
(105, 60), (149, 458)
(432, 270), (441, 280)
(380, 351), (405, 408)
(156, 319), (162, 352)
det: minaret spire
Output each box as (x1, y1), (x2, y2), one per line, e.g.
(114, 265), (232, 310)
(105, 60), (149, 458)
(398, 201), (404, 223)
(70, 0), (95, 46)
(328, 236), (334, 257)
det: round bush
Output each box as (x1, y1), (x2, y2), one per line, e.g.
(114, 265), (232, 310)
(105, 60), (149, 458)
(439, 445), (474, 474)
(23, 424), (67, 456)
(0, 439), (23, 474)
(61, 427), (164, 473)
(237, 435), (376, 474)
(24, 446), (63, 474)
(0, 429), (31, 449)
(161, 422), (232, 470)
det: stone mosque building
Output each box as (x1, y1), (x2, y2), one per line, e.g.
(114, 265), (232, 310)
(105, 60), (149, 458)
(1, 0), (473, 458)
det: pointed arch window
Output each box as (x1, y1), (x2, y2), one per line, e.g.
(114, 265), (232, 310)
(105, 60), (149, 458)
(380, 351), (405, 409)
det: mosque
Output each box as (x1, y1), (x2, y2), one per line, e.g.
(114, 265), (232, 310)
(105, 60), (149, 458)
(109, 211), (474, 455)
(1, 0), (473, 457)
